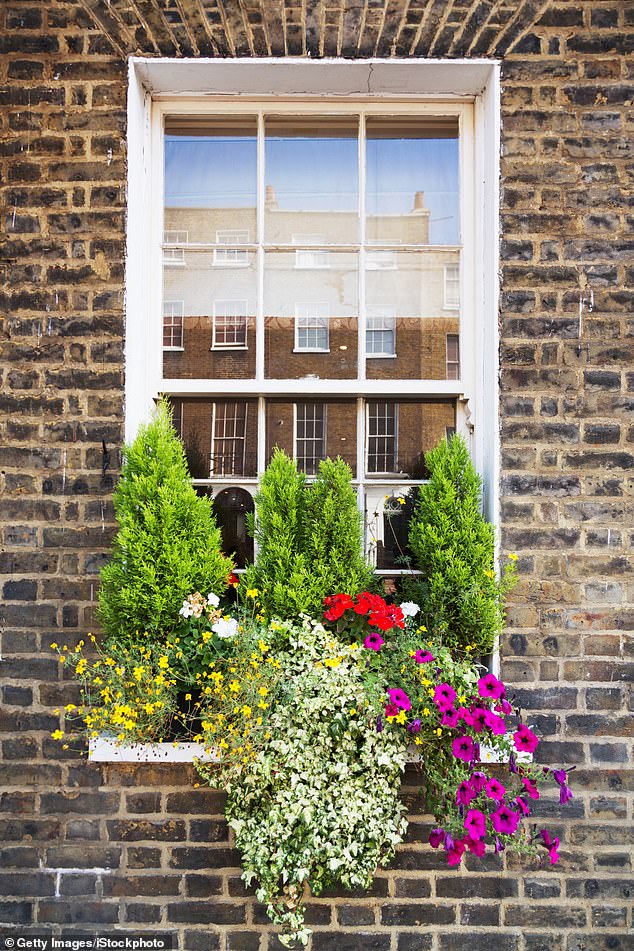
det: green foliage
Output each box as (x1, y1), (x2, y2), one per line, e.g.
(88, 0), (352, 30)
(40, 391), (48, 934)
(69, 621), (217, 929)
(98, 399), (233, 643)
(243, 451), (374, 619)
(406, 434), (515, 655)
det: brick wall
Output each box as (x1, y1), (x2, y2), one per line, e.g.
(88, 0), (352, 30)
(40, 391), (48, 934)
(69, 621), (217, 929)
(1, 2), (633, 949)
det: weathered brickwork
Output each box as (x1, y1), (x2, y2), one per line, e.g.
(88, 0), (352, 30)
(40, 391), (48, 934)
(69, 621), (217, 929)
(1, 1), (633, 948)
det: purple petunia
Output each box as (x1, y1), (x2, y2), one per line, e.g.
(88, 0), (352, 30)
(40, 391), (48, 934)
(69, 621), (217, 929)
(452, 735), (476, 763)
(433, 683), (457, 712)
(447, 840), (466, 866)
(406, 718), (421, 734)
(485, 777), (506, 801)
(429, 828), (445, 849)
(469, 708), (489, 733)
(456, 780), (476, 806)
(490, 805), (520, 836)
(484, 710), (507, 735)
(478, 673), (506, 700)
(521, 776), (539, 801)
(470, 771), (488, 793)
(414, 649), (434, 664)
(540, 829), (560, 864)
(442, 708), (461, 728)
(515, 795), (530, 817)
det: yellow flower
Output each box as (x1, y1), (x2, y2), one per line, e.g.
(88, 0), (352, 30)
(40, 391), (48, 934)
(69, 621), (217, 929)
(50, 642), (58, 650)
(158, 656), (169, 669)
(246, 588), (259, 598)
(64, 704), (77, 712)
(229, 680), (240, 693)
(324, 657), (341, 668)
(258, 687), (268, 697)
(484, 569), (495, 579)
(397, 496), (406, 505)
(105, 657), (116, 667)
(185, 693), (192, 701)
(508, 552), (518, 561)
(59, 656), (66, 663)
(51, 729), (64, 741)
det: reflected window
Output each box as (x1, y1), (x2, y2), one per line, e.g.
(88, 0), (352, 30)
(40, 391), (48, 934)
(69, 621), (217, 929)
(293, 235), (330, 270)
(446, 333), (460, 380)
(213, 487), (254, 568)
(381, 494), (415, 570)
(367, 402), (397, 473)
(295, 303), (329, 352)
(367, 310), (395, 357)
(214, 230), (250, 267)
(163, 230), (187, 266)
(295, 402), (325, 475)
(211, 401), (248, 477)
(163, 301), (184, 349)
(366, 239), (399, 270)
(213, 300), (248, 349)
(444, 263), (460, 309)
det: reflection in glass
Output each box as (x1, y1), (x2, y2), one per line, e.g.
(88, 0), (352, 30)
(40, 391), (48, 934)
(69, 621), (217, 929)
(365, 116), (459, 246)
(365, 488), (417, 571)
(265, 400), (357, 476)
(366, 251), (460, 381)
(164, 117), (257, 242)
(265, 117), (359, 245)
(366, 399), (456, 479)
(265, 252), (358, 379)
(213, 487), (255, 568)
(168, 398), (258, 479)
(162, 251), (256, 379)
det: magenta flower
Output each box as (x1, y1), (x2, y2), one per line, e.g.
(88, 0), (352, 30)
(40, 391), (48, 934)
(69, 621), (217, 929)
(456, 780), (476, 807)
(485, 777), (506, 801)
(384, 703), (399, 718)
(387, 688), (411, 711)
(433, 683), (457, 711)
(459, 706), (474, 726)
(490, 805), (520, 836)
(496, 698), (513, 716)
(478, 673), (506, 700)
(469, 708), (489, 733)
(414, 649), (434, 664)
(442, 708), (460, 728)
(540, 829), (560, 864)
(513, 724), (539, 753)
(470, 771), (488, 793)
(552, 769), (573, 805)
(429, 828), (445, 849)
(521, 776), (539, 801)
(464, 809), (487, 840)
(447, 840), (466, 866)
(464, 835), (486, 857)
(452, 735), (476, 762)
(364, 632), (384, 651)
(515, 795), (530, 817)
(484, 710), (506, 735)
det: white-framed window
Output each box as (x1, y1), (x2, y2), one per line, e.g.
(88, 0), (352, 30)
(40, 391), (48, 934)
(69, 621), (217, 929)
(163, 230), (188, 266)
(214, 230), (250, 267)
(294, 303), (330, 352)
(213, 300), (248, 349)
(126, 59), (501, 573)
(162, 300), (184, 349)
(211, 401), (248, 477)
(446, 333), (460, 380)
(444, 263), (460, 309)
(295, 402), (326, 475)
(293, 234), (330, 270)
(366, 308), (396, 357)
(366, 401), (397, 474)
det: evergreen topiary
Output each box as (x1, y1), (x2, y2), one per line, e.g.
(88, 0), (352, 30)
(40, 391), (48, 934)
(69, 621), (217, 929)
(243, 450), (375, 620)
(98, 399), (233, 643)
(406, 434), (514, 656)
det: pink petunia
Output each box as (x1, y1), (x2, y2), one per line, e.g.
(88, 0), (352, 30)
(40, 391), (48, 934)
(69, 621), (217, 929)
(384, 703), (399, 718)
(521, 776), (540, 801)
(387, 688), (411, 711)
(414, 649), (434, 664)
(446, 840), (466, 866)
(485, 777), (506, 801)
(364, 632), (384, 651)
(513, 724), (539, 754)
(463, 835), (486, 857)
(540, 829), (560, 864)
(452, 735), (476, 763)
(433, 683), (457, 712)
(490, 805), (520, 836)
(469, 771), (488, 793)
(484, 710), (507, 735)
(477, 673), (506, 700)
(469, 708), (489, 733)
(464, 809), (487, 840)
(442, 708), (461, 728)
(429, 828), (445, 849)
(456, 780), (476, 807)
(515, 795), (530, 817)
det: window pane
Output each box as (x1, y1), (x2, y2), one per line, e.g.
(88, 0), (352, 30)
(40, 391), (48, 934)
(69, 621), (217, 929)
(265, 117), (359, 245)
(194, 486), (255, 569)
(365, 116), (459, 246)
(365, 488), (416, 571)
(167, 397), (258, 479)
(265, 399), (358, 476)
(162, 250), (256, 379)
(365, 399), (456, 479)
(366, 251), (461, 381)
(264, 251), (358, 379)
(164, 117), (257, 242)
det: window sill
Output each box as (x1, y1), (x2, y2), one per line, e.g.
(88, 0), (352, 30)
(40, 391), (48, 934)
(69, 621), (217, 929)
(163, 346), (185, 352)
(293, 348), (330, 354)
(209, 346), (249, 352)
(366, 353), (397, 359)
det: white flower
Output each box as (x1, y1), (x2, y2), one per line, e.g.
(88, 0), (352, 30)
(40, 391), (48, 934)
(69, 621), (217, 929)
(207, 593), (220, 608)
(399, 601), (420, 617)
(179, 600), (193, 618)
(212, 617), (238, 639)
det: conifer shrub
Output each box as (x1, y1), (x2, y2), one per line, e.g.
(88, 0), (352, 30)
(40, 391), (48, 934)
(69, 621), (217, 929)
(406, 434), (515, 656)
(243, 450), (374, 619)
(98, 400), (233, 643)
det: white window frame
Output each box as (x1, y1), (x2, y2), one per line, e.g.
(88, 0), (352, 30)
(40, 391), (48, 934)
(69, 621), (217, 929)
(163, 229), (188, 266)
(294, 302), (330, 353)
(444, 262), (460, 310)
(366, 238), (400, 270)
(446, 332), (460, 381)
(212, 300), (249, 350)
(366, 307), (396, 358)
(294, 401), (327, 475)
(292, 234), (330, 270)
(213, 229), (250, 267)
(210, 400), (249, 477)
(162, 299), (184, 350)
(366, 401), (398, 474)
(126, 56), (501, 526)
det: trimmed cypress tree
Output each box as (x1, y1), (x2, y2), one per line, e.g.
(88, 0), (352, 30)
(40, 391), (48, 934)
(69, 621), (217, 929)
(407, 434), (513, 655)
(244, 451), (375, 620)
(98, 400), (233, 643)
